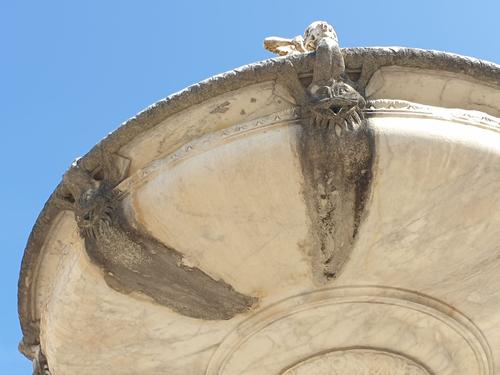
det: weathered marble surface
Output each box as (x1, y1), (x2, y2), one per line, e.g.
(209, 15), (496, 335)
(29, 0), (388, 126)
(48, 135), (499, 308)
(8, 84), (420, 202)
(366, 66), (500, 117)
(282, 349), (431, 375)
(19, 45), (500, 374)
(30, 100), (500, 374)
(207, 287), (490, 374)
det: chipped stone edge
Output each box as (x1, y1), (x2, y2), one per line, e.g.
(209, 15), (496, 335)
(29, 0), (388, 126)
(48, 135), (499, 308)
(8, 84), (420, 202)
(18, 47), (500, 354)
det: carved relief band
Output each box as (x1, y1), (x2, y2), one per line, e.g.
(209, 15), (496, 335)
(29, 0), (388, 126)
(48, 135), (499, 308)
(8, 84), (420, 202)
(206, 286), (492, 375)
(282, 348), (431, 375)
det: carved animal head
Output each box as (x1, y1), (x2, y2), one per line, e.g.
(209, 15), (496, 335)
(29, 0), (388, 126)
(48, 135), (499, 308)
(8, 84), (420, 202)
(74, 187), (115, 238)
(59, 166), (116, 239)
(56, 150), (130, 238)
(303, 21), (338, 51)
(310, 81), (365, 110)
(308, 81), (366, 128)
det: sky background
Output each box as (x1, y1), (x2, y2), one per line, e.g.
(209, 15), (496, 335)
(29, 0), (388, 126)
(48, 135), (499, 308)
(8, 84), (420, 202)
(2, 0), (499, 373)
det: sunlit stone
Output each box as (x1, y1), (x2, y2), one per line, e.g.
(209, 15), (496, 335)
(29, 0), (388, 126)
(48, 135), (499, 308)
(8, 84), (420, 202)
(19, 22), (500, 374)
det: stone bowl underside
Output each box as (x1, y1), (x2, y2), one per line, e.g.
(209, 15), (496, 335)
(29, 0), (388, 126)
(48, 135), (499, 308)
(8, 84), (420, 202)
(19, 48), (500, 374)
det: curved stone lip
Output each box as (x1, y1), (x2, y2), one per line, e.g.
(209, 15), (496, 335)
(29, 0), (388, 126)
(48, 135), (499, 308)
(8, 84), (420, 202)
(206, 286), (493, 375)
(17, 46), (500, 353)
(281, 347), (432, 375)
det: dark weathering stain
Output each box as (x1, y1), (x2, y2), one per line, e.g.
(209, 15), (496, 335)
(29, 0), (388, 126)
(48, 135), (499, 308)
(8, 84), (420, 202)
(59, 164), (256, 321)
(210, 101), (231, 114)
(298, 116), (373, 282)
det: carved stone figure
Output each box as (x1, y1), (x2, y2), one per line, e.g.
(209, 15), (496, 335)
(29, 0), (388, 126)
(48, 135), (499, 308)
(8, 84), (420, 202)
(266, 22), (372, 281)
(263, 35), (307, 56)
(267, 21), (365, 130)
(55, 147), (256, 321)
(264, 21), (340, 56)
(305, 22), (365, 133)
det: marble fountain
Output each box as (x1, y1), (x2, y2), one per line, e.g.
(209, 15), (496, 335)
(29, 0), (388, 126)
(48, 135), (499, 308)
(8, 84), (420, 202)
(18, 22), (500, 374)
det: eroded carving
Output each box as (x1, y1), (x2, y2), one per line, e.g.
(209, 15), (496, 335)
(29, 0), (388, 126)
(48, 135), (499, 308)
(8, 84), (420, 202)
(264, 21), (339, 56)
(33, 348), (51, 375)
(282, 348), (431, 375)
(55, 146), (256, 320)
(267, 22), (372, 281)
(266, 22), (365, 130)
(19, 344), (51, 375)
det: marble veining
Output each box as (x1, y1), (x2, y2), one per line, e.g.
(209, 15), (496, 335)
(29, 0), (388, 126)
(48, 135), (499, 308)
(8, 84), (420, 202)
(282, 348), (431, 375)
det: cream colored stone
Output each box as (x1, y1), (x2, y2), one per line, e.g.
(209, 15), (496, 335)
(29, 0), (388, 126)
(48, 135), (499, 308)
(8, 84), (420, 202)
(283, 349), (430, 375)
(40, 213), (234, 375)
(21, 47), (500, 374)
(125, 121), (313, 297)
(366, 66), (500, 117)
(208, 287), (489, 374)
(32, 101), (500, 374)
(119, 81), (297, 174)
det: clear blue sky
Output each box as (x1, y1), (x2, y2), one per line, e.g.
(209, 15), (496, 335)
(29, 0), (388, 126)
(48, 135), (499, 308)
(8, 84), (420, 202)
(2, 0), (499, 373)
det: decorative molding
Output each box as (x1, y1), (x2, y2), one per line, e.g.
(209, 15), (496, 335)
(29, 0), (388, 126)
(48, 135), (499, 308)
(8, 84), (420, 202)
(117, 107), (302, 194)
(206, 286), (492, 375)
(114, 100), (500, 196)
(282, 348), (430, 375)
(51, 147), (257, 321)
(365, 99), (500, 132)
(18, 45), (500, 355)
